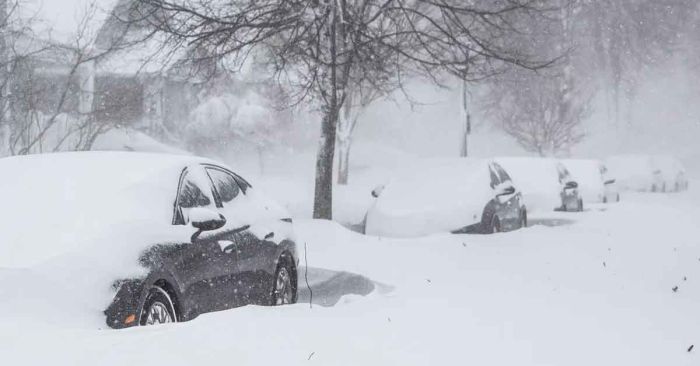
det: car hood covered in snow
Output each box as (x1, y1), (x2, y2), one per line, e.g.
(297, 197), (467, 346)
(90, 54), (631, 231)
(365, 158), (495, 237)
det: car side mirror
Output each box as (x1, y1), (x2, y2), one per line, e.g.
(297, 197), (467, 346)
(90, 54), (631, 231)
(496, 186), (516, 197)
(604, 179), (616, 185)
(371, 185), (385, 198)
(564, 181), (578, 189)
(189, 207), (226, 241)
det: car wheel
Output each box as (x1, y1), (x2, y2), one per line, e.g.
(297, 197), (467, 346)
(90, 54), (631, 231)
(272, 260), (296, 305)
(616, 193), (620, 202)
(603, 196), (608, 204)
(578, 199), (584, 212)
(520, 210), (528, 228)
(140, 286), (177, 326)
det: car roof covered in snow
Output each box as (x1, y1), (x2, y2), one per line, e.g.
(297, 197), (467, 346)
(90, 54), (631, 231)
(560, 159), (604, 180)
(495, 157), (567, 181)
(0, 151), (220, 268)
(495, 157), (567, 212)
(0, 150), (214, 194)
(375, 158), (494, 214)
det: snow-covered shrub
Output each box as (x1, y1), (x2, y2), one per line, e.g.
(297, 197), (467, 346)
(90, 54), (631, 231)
(185, 86), (292, 155)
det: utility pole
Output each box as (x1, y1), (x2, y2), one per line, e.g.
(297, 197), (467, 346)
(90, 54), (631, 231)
(459, 71), (471, 157)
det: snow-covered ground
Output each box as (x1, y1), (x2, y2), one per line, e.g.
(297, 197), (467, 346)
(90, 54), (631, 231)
(2, 180), (699, 365)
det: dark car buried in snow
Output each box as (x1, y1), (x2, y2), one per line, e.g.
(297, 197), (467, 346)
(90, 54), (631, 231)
(0, 152), (298, 329)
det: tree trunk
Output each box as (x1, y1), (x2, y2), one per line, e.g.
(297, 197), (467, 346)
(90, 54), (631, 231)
(460, 77), (469, 157)
(313, 2), (339, 220)
(336, 89), (354, 186)
(337, 137), (350, 185)
(313, 109), (338, 219)
(0, 0), (10, 156)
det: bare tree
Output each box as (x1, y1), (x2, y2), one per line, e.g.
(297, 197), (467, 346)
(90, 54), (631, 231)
(0, 1), (132, 156)
(486, 71), (589, 156)
(580, 0), (697, 126)
(128, 0), (558, 219)
(481, 0), (590, 156)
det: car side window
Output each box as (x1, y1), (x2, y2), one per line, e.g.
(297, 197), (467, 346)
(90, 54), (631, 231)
(557, 164), (570, 183)
(178, 176), (211, 209)
(493, 163), (512, 183)
(489, 166), (500, 189)
(206, 168), (241, 204)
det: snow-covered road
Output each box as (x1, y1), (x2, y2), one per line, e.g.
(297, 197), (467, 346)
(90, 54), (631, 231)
(2, 189), (700, 365)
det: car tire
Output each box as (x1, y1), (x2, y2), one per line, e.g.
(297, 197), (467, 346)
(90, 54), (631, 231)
(616, 193), (620, 202)
(578, 199), (584, 212)
(603, 196), (608, 204)
(271, 259), (296, 306)
(139, 286), (178, 326)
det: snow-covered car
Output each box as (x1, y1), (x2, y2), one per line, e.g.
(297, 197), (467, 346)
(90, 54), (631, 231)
(0, 152), (298, 329)
(650, 155), (689, 192)
(599, 163), (621, 202)
(606, 154), (659, 192)
(496, 157), (583, 213)
(364, 158), (527, 237)
(561, 159), (620, 203)
(606, 154), (687, 192)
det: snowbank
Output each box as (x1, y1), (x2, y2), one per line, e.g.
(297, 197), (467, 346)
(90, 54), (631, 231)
(2, 191), (700, 365)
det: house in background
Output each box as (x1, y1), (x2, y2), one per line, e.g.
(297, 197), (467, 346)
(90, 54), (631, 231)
(4, 0), (206, 154)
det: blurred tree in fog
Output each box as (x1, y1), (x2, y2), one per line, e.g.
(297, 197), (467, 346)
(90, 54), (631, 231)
(580, 0), (698, 127)
(484, 0), (589, 156)
(129, 0), (560, 219)
(483, 0), (699, 155)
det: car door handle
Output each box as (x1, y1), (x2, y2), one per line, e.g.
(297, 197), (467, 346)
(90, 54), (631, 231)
(218, 240), (236, 253)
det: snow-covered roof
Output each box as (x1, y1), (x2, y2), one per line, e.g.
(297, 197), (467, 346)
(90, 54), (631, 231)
(23, 0), (119, 46)
(19, 1), (212, 77)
